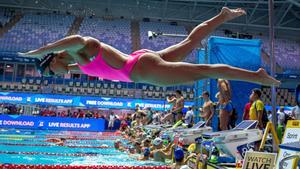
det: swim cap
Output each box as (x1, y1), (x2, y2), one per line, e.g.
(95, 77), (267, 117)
(163, 140), (169, 145)
(101, 144), (109, 148)
(115, 139), (121, 143)
(128, 145), (135, 150)
(161, 133), (171, 141)
(152, 137), (163, 146)
(188, 143), (196, 153)
(174, 148), (185, 161)
(143, 148), (150, 157)
(195, 137), (202, 144)
(35, 53), (56, 76)
(180, 165), (190, 169)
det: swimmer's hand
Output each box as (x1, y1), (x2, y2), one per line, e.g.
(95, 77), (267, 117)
(18, 51), (43, 59)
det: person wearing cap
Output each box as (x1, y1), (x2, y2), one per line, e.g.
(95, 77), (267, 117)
(160, 134), (173, 152)
(170, 147), (194, 169)
(161, 133), (171, 143)
(114, 139), (126, 151)
(152, 138), (174, 162)
(128, 145), (136, 154)
(152, 137), (164, 149)
(114, 139), (122, 149)
(187, 137), (208, 158)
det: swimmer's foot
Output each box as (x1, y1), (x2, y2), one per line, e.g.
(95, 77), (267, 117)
(220, 7), (246, 22)
(256, 68), (281, 87)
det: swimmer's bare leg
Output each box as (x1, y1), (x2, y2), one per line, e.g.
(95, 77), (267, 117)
(134, 54), (280, 87)
(157, 7), (246, 62)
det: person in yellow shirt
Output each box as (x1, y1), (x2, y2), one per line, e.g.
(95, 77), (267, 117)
(249, 88), (265, 129)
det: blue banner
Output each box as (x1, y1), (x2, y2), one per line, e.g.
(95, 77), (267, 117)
(208, 36), (261, 131)
(0, 115), (105, 132)
(0, 92), (194, 111)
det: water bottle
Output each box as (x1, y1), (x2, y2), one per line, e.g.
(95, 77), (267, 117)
(236, 151), (243, 169)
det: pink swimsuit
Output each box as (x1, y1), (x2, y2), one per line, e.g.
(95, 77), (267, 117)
(78, 48), (148, 82)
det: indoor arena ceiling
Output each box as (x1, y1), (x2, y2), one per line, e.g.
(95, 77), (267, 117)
(0, 0), (299, 40)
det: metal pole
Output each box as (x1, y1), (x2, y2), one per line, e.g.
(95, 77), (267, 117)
(161, 33), (187, 38)
(268, 0), (278, 152)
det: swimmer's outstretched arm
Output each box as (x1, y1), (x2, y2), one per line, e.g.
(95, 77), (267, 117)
(18, 35), (95, 58)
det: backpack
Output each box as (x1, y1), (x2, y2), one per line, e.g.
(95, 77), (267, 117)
(254, 101), (268, 128)
(229, 102), (237, 128)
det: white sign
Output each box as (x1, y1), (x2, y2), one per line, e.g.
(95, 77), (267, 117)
(276, 120), (300, 169)
(242, 151), (277, 169)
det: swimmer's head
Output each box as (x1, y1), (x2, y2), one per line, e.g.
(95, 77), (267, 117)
(128, 145), (135, 154)
(60, 138), (66, 142)
(296, 84), (300, 106)
(36, 52), (70, 77)
(174, 148), (185, 162)
(161, 133), (171, 142)
(143, 147), (151, 157)
(152, 137), (163, 147)
(163, 140), (169, 146)
(114, 139), (121, 148)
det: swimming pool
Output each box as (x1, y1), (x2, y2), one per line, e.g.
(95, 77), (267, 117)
(0, 129), (168, 168)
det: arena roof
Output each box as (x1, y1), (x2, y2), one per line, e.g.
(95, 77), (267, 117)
(0, 0), (299, 40)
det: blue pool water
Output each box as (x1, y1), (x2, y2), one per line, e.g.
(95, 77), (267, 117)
(0, 129), (166, 166)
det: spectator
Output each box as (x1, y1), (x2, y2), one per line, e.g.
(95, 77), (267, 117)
(77, 109), (85, 118)
(277, 106), (286, 126)
(267, 110), (272, 122)
(137, 147), (151, 161)
(108, 112), (117, 130)
(291, 105), (300, 120)
(152, 138), (173, 162)
(120, 119), (128, 131)
(144, 107), (153, 124)
(249, 88), (265, 129)
(85, 110), (93, 118)
(291, 84), (300, 120)
(184, 106), (194, 128)
(243, 98), (253, 120)
(217, 79), (233, 131)
(199, 91), (214, 126)
(173, 90), (185, 122)
(152, 111), (162, 124)
(170, 148), (194, 169)
(162, 90), (185, 124)
(94, 111), (100, 118)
